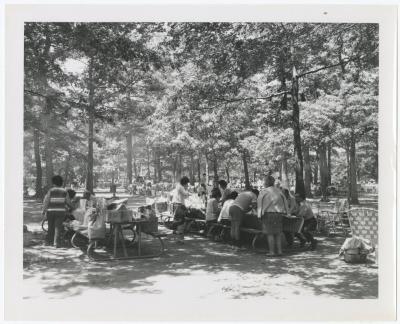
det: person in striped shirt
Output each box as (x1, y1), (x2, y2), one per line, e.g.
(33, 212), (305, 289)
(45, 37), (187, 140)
(42, 175), (73, 247)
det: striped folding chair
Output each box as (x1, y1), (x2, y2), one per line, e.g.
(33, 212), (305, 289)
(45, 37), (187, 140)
(347, 208), (378, 261)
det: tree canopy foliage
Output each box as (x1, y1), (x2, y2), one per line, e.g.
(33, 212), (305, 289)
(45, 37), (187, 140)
(24, 22), (378, 203)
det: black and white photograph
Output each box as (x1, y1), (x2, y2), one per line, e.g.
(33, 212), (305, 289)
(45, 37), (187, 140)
(2, 3), (397, 322)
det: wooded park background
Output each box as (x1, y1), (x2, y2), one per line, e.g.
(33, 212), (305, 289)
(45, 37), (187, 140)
(23, 22), (378, 203)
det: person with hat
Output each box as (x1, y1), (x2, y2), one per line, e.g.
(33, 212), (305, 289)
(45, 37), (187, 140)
(257, 175), (289, 257)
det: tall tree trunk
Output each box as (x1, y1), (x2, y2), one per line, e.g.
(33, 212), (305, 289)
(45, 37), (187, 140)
(327, 143), (332, 185)
(373, 138), (378, 182)
(177, 153), (182, 180)
(291, 70), (305, 197)
(64, 152), (71, 187)
(303, 145), (312, 198)
(205, 153), (209, 185)
(213, 153), (218, 187)
(189, 155), (195, 185)
(225, 166), (230, 183)
(197, 154), (201, 182)
(313, 160), (319, 185)
(86, 61), (95, 193)
(126, 130), (133, 184)
(172, 156), (178, 182)
(281, 154), (290, 189)
(319, 144), (329, 200)
(43, 97), (54, 188)
(33, 128), (43, 199)
(346, 148), (351, 201)
(146, 146), (151, 179)
(242, 151), (250, 189)
(132, 134), (137, 178)
(349, 135), (359, 204)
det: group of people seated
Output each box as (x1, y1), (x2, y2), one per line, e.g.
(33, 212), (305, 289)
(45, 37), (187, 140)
(170, 175), (318, 257)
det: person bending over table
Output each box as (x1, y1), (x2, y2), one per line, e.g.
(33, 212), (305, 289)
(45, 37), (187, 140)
(295, 194), (318, 250)
(257, 175), (289, 257)
(229, 188), (259, 249)
(171, 176), (190, 244)
(218, 191), (238, 226)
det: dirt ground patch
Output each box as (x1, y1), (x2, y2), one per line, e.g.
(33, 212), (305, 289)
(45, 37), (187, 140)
(23, 199), (378, 301)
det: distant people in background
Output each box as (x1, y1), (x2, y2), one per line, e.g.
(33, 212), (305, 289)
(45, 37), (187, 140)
(229, 188), (259, 248)
(218, 179), (232, 206)
(42, 175), (73, 248)
(205, 187), (222, 236)
(171, 176), (191, 244)
(218, 191), (238, 226)
(295, 194), (318, 250)
(257, 175), (289, 257)
(200, 173), (207, 186)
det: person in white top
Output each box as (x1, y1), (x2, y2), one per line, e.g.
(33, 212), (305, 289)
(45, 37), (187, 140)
(171, 176), (190, 243)
(257, 175), (289, 257)
(217, 191), (238, 225)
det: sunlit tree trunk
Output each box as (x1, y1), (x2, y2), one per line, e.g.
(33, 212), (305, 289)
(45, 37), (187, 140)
(242, 150), (250, 189)
(33, 128), (43, 199)
(86, 59), (95, 193)
(349, 135), (359, 204)
(225, 166), (230, 183)
(281, 154), (290, 189)
(327, 143), (332, 185)
(205, 153), (209, 185)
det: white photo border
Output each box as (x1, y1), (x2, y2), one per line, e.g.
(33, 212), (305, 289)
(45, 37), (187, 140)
(3, 3), (397, 321)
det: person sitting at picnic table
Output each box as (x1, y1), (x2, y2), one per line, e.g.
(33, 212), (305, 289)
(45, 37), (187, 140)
(171, 176), (191, 244)
(257, 175), (289, 257)
(217, 191), (238, 226)
(42, 175), (74, 248)
(205, 187), (222, 237)
(218, 179), (232, 206)
(229, 188), (259, 249)
(282, 188), (307, 248)
(295, 194), (318, 250)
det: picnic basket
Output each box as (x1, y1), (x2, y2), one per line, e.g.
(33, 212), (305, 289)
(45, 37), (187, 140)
(343, 248), (368, 263)
(105, 209), (133, 223)
(141, 216), (158, 233)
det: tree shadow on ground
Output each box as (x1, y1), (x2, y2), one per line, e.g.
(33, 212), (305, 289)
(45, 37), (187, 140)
(24, 232), (378, 300)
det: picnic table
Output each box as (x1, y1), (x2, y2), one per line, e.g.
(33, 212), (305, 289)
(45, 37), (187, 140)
(102, 217), (166, 260)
